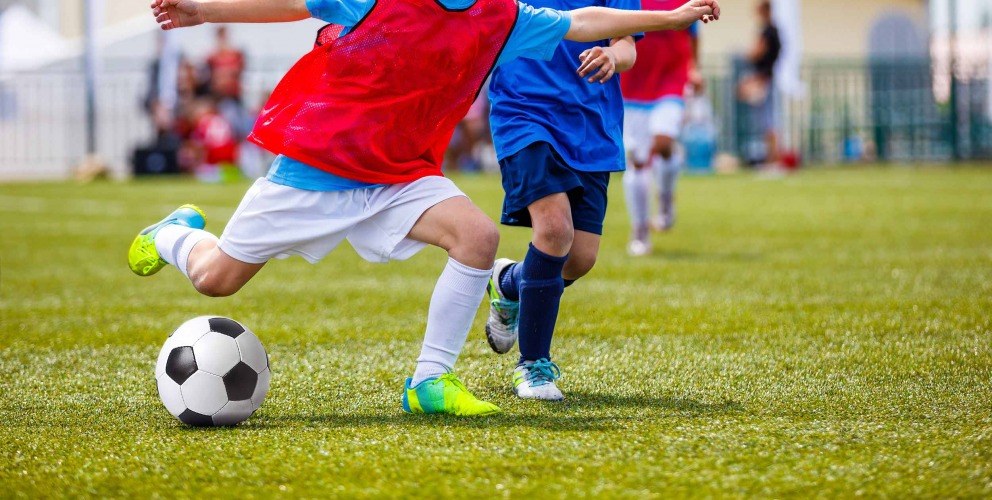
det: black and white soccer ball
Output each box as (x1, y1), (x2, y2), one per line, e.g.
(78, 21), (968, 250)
(155, 316), (270, 426)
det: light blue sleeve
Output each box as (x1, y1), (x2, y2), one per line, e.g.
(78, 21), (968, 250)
(304, 0), (374, 26)
(496, 3), (572, 66)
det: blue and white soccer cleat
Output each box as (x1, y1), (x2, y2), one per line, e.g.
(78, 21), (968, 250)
(485, 258), (519, 354)
(512, 358), (564, 401)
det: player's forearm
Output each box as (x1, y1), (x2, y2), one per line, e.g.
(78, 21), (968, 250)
(566, 8), (682, 42)
(609, 37), (636, 73)
(200, 0), (310, 24)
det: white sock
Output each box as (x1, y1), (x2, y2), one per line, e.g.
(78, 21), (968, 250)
(623, 168), (651, 240)
(154, 225), (218, 279)
(412, 258), (492, 386)
(656, 155), (680, 217)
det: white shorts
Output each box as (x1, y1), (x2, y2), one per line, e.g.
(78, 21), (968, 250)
(623, 98), (686, 164)
(218, 176), (464, 264)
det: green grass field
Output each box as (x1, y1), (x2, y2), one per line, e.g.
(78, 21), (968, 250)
(1, 166), (991, 497)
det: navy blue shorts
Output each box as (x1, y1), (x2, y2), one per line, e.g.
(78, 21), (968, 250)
(498, 142), (611, 235)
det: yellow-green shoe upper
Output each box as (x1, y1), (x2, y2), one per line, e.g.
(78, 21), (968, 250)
(128, 204), (207, 276)
(401, 373), (501, 417)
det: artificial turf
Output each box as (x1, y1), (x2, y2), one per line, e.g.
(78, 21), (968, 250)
(1, 166), (990, 497)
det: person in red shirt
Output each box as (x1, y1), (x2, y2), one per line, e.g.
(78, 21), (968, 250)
(128, 0), (720, 417)
(621, 0), (702, 256)
(188, 98), (238, 181)
(205, 26), (245, 102)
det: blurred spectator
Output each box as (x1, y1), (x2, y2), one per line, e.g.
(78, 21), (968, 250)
(445, 86), (494, 173)
(188, 97), (240, 182)
(206, 26), (245, 103)
(739, 0), (782, 167)
(137, 28), (253, 180)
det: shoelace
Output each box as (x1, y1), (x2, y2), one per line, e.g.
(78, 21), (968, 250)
(523, 359), (561, 387)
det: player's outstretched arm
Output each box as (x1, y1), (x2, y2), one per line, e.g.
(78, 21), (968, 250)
(565, 0), (720, 42)
(151, 0), (310, 30)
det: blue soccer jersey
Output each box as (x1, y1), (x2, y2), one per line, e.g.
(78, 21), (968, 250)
(489, 0), (641, 173)
(267, 0), (572, 192)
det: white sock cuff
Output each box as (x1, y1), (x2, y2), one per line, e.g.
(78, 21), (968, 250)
(176, 230), (217, 279)
(445, 258), (493, 280)
(154, 225), (193, 266)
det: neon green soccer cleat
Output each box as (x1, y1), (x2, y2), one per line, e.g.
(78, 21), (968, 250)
(128, 204), (207, 277)
(401, 373), (501, 417)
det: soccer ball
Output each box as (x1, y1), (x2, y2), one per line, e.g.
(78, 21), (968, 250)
(155, 316), (270, 426)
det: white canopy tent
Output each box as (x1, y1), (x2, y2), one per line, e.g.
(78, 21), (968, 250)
(0, 5), (72, 73)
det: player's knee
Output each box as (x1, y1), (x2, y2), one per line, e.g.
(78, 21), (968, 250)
(192, 273), (243, 298)
(533, 212), (574, 255)
(452, 216), (500, 262)
(475, 221), (501, 256)
(654, 136), (675, 158)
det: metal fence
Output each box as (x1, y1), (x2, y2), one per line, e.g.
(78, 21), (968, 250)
(0, 59), (289, 180)
(0, 57), (989, 180)
(708, 58), (992, 164)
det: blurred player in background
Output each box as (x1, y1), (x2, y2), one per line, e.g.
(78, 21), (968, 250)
(485, 0), (719, 400)
(741, 0), (782, 168)
(621, 0), (702, 256)
(131, 0), (721, 415)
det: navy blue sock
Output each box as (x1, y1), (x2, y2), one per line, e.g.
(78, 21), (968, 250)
(498, 262), (523, 301)
(503, 265), (577, 299)
(517, 244), (568, 363)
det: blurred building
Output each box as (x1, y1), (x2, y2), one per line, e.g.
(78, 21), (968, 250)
(0, 0), (323, 72)
(703, 0), (930, 60)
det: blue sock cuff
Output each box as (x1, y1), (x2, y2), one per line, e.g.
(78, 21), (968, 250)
(519, 277), (565, 291)
(522, 243), (568, 281)
(527, 243), (569, 264)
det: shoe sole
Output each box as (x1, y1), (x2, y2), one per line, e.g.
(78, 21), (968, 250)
(513, 386), (565, 401)
(484, 323), (516, 354)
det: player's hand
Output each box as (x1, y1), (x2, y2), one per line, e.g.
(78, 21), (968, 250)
(674, 0), (721, 29)
(151, 0), (205, 30)
(689, 67), (705, 94)
(577, 46), (619, 84)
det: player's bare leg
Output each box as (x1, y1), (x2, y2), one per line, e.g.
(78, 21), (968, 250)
(529, 194), (575, 258)
(488, 193), (572, 400)
(407, 196), (499, 269)
(563, 230), (600, 282)
(400, 196), (501, 416)
(185, 241), (264, 297)
(485, 193), (574, 357)
(128, 204), (265, 297)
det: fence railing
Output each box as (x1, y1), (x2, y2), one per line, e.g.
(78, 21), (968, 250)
(0, 57), (989, 180)
(0, 61), (288, 180)
(707, 58), (991, 164)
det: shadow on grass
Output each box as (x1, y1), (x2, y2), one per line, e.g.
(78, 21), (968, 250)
(230, 392), (743, 433)
(562, 390), (743, 415)
(251, 413), (619, 431)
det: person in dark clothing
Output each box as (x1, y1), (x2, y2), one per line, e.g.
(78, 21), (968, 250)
(752, 2), (780, 80)
(739, 0), (781, 166)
